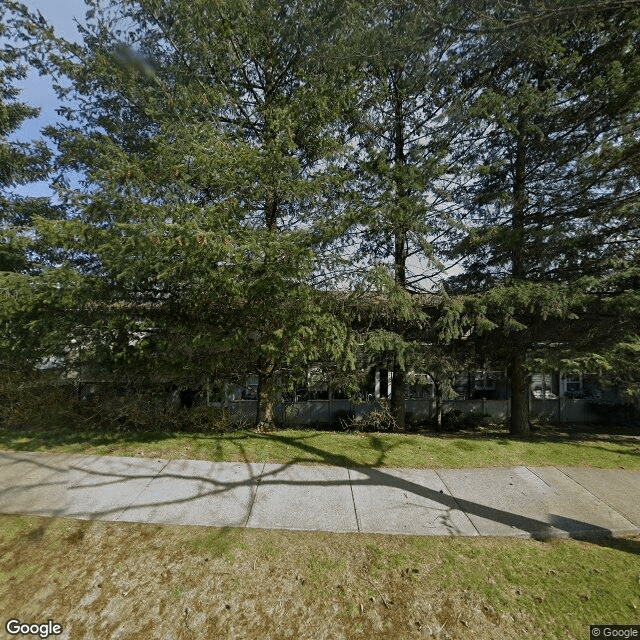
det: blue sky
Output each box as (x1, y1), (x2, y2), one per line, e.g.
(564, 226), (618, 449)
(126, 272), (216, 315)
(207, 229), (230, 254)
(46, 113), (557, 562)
(11, 0), (87, 196)
(24, 0), (86, 40)
(8, 0), (461, 282)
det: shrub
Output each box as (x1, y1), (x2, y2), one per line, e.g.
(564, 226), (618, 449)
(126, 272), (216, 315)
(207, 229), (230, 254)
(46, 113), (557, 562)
(0, 372), (246, 433)
(172, 406), (244, 433)
(343, 405), (400, 433)
(332, 409), (355, 431)
(405, 411), (429, 431)
(94, 398), (244, 433)
(429, 409), (492, 432)
(0, 372), (81, 428)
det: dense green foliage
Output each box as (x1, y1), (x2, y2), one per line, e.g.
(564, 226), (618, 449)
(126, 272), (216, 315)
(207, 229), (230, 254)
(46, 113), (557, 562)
(447, 1), (640, 431)
(0, 11), (48, 269)
(1, 0), (638, 430)
(0, 4), (64, 371)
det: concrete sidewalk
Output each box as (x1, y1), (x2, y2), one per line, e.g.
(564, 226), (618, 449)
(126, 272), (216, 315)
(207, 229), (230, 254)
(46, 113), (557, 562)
(1, 450), (639, 539)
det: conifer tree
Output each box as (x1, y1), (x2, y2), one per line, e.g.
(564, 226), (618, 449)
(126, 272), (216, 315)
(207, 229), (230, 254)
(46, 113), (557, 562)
(343, 0), (465, 429)
(0, 3), (55, 368)
(447, 1), (640, 434)
(10, 0), (356, 425)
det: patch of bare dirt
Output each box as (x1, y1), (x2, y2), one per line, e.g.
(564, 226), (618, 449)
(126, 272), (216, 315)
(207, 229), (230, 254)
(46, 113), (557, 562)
(0, 518), (595, 640)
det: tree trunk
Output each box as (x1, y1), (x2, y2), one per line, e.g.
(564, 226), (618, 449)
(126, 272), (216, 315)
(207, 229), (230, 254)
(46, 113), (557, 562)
(256, 372), (276, 429)
(389, 65), (408, 433)
(391, 223), (407, 432)
(265, 192), (279, 232)
(512, 112), (527, 279)
(509, 351), (530, 436)
(435, 381), (442, 429)
(254, 188), (279, 431)
(508, 110), (530, 437)
(390, 366), (406, 431)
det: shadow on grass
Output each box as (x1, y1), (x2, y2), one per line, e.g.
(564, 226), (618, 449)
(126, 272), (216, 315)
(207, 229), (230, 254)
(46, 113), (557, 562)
(0, 422), (253, 452)
(590, 534), (640, 556)
(2, 419), (640, 473)
(1, 404), (639, 560)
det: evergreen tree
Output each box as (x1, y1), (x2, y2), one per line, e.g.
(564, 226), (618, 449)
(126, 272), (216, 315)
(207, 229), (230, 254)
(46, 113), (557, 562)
(447, 1), (640, 434)
(343, 0), (466, 429)
(0, 3), (55, 369)
(10, 0), (356, 425)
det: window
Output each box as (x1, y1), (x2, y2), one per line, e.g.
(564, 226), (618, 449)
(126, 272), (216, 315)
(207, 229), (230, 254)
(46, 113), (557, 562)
(564, 375), (582, 397)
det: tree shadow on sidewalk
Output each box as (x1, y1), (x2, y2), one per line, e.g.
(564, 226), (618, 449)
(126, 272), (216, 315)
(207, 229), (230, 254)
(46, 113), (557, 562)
(2, 436), (638, 554)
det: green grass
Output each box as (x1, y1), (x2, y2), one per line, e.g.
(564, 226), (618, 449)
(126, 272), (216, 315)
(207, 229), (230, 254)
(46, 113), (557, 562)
(1, 422), (639, 469)
(0, 515), (35, 544)
(188, 527), (247, 563)
(420, 535), (640, 636)
(1, 514), (638, 639)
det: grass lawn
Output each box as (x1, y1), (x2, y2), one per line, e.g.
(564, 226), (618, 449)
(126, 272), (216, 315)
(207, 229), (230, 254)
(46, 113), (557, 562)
(1, 514), (638, 640)
(1, 422), (639, 469)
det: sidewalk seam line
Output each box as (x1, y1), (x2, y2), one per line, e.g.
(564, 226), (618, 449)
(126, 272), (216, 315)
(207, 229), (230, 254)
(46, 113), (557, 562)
(553, 466), (638, 530)
(524, 466), (553, 489)
(114, 457), (172, 522)
(434, 470), (481, 537)
(347, 468), (361, 533)
(244, 462), (265, 528)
